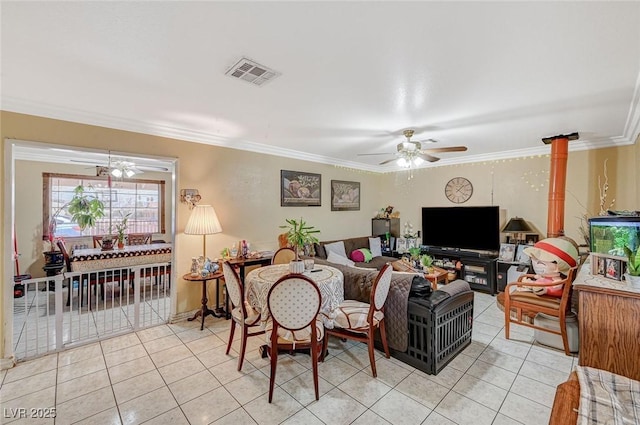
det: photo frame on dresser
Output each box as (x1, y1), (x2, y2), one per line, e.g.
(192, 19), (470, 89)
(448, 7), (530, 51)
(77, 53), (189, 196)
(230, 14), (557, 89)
(591, 253), (626, 281)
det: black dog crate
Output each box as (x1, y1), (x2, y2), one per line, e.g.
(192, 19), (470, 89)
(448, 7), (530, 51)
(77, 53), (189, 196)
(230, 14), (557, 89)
(391, 291), (474, 375)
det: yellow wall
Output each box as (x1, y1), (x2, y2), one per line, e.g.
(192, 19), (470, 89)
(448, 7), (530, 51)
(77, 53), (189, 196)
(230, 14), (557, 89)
(1, 110), (638, 360)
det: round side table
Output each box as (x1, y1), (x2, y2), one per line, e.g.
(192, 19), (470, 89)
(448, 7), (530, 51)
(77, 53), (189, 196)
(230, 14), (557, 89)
(183, 271), (224, 330)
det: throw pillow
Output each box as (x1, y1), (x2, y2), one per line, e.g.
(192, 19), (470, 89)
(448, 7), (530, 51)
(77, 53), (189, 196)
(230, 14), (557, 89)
(327, 251), (355, 267)
(350, 249), (365, 263)
(324, 241), (347, 259)
(369, 237), (382, 257)
(350, 248), (373, 263)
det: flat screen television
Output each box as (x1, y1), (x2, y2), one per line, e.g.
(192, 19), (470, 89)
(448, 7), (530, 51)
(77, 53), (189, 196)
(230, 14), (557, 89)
(422, 206), (500, 252)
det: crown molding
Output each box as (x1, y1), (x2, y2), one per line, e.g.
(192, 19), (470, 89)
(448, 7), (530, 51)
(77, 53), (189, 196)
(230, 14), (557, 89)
(3, 95), (638, 174)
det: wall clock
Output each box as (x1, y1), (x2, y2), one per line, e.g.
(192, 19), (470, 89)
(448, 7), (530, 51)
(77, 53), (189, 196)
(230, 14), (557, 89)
(445, 177), (473, 204)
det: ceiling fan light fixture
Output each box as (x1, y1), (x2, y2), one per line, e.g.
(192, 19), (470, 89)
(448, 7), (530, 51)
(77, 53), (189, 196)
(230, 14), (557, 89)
(125, 169), (136, 178)
(397, 157), (409, 167)
(111, 168), (123, 178)
(413, 156), (424, 166)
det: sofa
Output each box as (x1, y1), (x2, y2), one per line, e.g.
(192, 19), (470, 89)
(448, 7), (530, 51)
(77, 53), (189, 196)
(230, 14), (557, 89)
(313, 236), (475, 375)
(314, 236), (417, 352)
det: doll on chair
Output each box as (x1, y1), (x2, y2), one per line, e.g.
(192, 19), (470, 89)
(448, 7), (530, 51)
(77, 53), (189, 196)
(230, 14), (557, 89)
(518, 237), (579, 298)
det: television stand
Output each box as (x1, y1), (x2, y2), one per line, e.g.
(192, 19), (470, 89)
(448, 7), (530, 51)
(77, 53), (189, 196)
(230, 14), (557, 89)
(422, 247), (497, 295)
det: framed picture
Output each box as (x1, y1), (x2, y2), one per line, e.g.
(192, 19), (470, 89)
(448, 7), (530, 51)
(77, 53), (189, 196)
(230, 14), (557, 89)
(406, 238), (419, 250)
(525, 234), (539, 245)
(330, 180), (360, 211)
(605, 258), (622, 280)
(516, 244), (530, 264)
(280, 170), (321, 207)
(396, 238), (408, 254)
(499, 243), (516, 262)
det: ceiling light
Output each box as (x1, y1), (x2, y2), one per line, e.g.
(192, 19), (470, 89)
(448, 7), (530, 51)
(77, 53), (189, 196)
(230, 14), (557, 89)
(397, 157), (409, 167)
(110, 160), (142, 178)
(413, 156), (424, 166)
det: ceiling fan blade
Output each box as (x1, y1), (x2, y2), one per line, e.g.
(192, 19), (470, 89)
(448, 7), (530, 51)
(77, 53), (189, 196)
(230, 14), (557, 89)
(356, 152), (395, 156)
(70, 159), (169, 172)
(379, 158), (398, 165)
(418, 153), (440, 163)
(421, 146), (468, 153)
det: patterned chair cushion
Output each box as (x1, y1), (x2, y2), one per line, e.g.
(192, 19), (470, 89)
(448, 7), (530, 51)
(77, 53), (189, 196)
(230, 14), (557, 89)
(231, 304), (261, 326)
(265, 318), (324, 344)
(334, 299), (384, 331)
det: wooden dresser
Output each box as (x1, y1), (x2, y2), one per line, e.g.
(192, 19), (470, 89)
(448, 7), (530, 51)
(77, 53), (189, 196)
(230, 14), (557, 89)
(574, 256), (640, 380)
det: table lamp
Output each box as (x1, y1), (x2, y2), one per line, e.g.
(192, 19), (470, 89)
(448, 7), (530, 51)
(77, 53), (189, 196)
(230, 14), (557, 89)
(502, 217), (533, 244)
(185, 205), (223, 259)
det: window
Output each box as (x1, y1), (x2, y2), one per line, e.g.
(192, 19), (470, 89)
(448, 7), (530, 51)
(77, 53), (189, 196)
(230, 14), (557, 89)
(43, 173), (166, 239)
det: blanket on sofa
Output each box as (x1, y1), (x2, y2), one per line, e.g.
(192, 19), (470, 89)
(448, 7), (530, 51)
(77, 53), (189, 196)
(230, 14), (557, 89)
(314, 258), (414, 352)
(576, 366), (640, 425)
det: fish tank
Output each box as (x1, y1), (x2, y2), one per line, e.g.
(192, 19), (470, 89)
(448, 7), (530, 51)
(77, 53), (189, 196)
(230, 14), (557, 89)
(589, 216), (640, 257)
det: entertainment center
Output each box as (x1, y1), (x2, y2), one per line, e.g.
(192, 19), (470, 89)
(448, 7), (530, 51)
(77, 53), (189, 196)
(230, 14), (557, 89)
(421, 206), (500, 295)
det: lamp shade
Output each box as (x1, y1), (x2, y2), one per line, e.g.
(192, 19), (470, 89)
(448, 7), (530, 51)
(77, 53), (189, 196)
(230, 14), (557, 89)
(502, 217), (533, 233)
(185, 205), (223, 235)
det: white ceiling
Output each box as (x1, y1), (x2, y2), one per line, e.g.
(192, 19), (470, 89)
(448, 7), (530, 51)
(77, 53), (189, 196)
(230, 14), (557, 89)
(2, 1), (640, 172)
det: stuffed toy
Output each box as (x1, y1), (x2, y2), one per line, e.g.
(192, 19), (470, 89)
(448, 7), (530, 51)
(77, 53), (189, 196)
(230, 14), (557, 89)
(520, 237), (579, 297)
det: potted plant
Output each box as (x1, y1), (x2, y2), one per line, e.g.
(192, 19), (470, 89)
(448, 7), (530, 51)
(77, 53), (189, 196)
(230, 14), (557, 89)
(408, 246), (422, 268)
(623, 244), (640, 288)
(279, 218), (320, 273)
(420, 254), (434, 273)
(67, 185), (106, 230)
(113, 212), (132, 249)
(44, 184), (105, 260)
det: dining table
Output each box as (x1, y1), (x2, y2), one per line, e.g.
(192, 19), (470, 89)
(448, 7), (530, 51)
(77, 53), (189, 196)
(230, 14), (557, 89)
(70, 242), (172, 272)
(245, 263), (344, 329)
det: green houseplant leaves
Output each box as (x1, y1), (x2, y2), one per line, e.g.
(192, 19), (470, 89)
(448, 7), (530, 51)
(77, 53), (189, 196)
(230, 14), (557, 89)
(279, 218), (320, 261)
(66, 185), (106, 230)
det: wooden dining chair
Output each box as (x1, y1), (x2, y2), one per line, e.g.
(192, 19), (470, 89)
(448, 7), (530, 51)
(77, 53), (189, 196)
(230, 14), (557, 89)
(222, 261), (264, 371)
(503, 266), (578, 355)
(321, 263), (393, 377)
(127, 233), (152, 245)
(92, 235), (117, 248)
(271, 247), (296, 265)
(266, 273), (323, 402)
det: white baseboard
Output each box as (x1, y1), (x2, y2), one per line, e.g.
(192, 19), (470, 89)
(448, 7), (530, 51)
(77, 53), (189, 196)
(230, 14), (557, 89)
(0, 356), (16, 370)
(169, 310), (198, 323)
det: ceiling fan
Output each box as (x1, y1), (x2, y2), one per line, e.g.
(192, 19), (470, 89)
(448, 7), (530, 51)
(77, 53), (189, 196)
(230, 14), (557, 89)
(69, 156), (170, 177)
(359, 129), (468, 167)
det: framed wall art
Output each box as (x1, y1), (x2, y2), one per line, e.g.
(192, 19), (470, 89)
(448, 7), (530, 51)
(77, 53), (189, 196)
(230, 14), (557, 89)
(330, 180), (360, 211)
(280, 170), (321, 207)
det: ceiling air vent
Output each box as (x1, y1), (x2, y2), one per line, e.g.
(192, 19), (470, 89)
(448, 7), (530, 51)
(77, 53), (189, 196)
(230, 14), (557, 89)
(225, 57), (280, 87)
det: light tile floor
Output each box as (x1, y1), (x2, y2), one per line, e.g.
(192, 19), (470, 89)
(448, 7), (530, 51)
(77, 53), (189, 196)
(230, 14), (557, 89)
(0, 291), (577, 425)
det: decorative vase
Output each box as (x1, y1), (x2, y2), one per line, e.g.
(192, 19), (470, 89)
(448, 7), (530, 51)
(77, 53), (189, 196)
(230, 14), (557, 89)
(289, 260), (305, 274)
(44, 250), (64, 265)
(624, 273), (640, 289)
